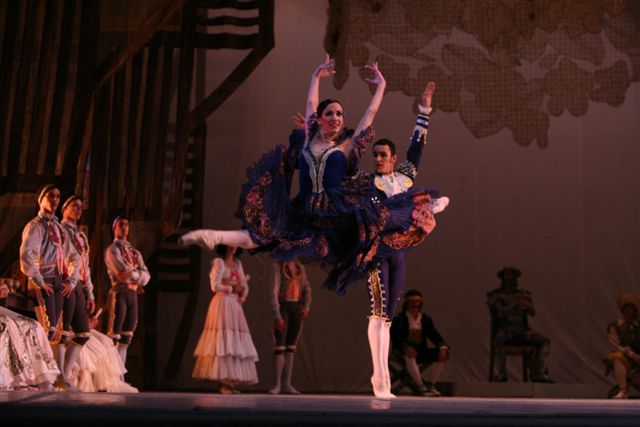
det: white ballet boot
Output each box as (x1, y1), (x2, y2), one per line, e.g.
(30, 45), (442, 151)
(54, 343), (66, 376)
(429, 196), (450, 214)
(368, 317), (396, 400)
(380, 320), (396, 399)
(268, 353), (284, 394)
(117, 343), (128, 364)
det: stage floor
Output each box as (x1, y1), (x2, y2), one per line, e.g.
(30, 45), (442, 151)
(1, 391), (639, 427)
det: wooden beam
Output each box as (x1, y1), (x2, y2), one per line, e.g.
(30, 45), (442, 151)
(196, 15), (259, 27)
(95, 0), (186, 90)
(164, 0), (195, 225)
(188, 0), (274, 130)
(196, 0), (261, 10)
(45, 0), (76, 177)
(62, 0), (101, 192)
(193, 32), (259, 50)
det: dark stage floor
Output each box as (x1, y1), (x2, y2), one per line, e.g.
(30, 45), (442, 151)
(2, 391), (639, 427)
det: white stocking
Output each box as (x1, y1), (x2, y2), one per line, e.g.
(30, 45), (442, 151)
(283, 353), (300, 394)
(269, 354), (285, 394)
(404, 355), (425, 388)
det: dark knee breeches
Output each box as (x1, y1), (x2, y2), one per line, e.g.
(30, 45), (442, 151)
(273, 301), (304, 354)
(368, 252), (406, 320)
(37, 275), (64, 340)
(110, 288), (138, 345)
(61, 284), (90, 346)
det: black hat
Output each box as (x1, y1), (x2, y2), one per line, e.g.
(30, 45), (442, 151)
(497, 267), (521, 279)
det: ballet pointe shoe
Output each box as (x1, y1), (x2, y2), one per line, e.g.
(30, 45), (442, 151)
(178, 230), (218, 250)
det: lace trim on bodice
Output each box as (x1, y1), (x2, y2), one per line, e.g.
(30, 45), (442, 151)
(302, 142), (346, 194)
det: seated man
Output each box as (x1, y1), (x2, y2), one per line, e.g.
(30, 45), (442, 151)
(487, 267), (552, 382)
(605, 292), (640, 399)
(390, 289), (449, 396)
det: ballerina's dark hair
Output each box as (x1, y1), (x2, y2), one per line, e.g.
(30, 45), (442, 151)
(317, 98), (343, 117)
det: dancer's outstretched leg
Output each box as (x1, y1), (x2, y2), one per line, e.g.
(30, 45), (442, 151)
(179, 229), (258, 251)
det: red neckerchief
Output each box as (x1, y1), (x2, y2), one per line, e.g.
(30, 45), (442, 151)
(41, 214), (65, 274)
(117, 240), (138, 269)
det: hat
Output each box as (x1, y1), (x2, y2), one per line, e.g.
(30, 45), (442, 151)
(497, 267), (521, 279)
(36, 184), (58, 204)
(404, 289), (423, 303)
(617, 293), (640, 313)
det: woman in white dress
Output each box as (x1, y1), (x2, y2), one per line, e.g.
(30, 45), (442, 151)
(192, 245), (258, 394)
(0, 283), (59, 390)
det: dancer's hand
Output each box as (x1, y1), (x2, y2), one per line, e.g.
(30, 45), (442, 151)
(421, 81), (436, 108)
(363, 62), (385, 87)
(292, 113), (305, 129)
(86, 298), (96, 315)
(313, 54), (335, 79)
(62, 281), (74, 297)
(0, 287), (8, 298)
(42, 282), (54, 296)
(274, 318), (285, 332)
(438, 347), (450, 362)
(300, 309), (310, 319)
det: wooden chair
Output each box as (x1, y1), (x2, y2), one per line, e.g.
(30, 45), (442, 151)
(488, 308), (536, 381)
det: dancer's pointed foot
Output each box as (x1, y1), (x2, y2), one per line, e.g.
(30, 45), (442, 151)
(430, 196), (449, 214)
(371, 377), (396, 400)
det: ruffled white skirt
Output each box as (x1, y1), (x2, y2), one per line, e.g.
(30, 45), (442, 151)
(0, 306), (59, 390)
(69, 329), (138, 393)
(192, 293), (258, 383)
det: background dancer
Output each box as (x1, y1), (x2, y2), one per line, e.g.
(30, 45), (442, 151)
(269, 259), (312, 394)
(104, 216), (151, 368)
(20, 184), (79, 386)
(192, 245), (258, 394)
(59, 195), (95, 388)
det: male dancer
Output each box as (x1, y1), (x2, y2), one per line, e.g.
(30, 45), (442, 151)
(59, 195), (96, 384)
(104, 216), (150, 366)
(269, 259), (312, 394)
(366, 82), (449, 399)
(20, 184), (79, 383)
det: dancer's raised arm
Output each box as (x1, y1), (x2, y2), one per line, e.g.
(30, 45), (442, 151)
(353, 62), (386, 138)
(305, 55), (335, 134)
